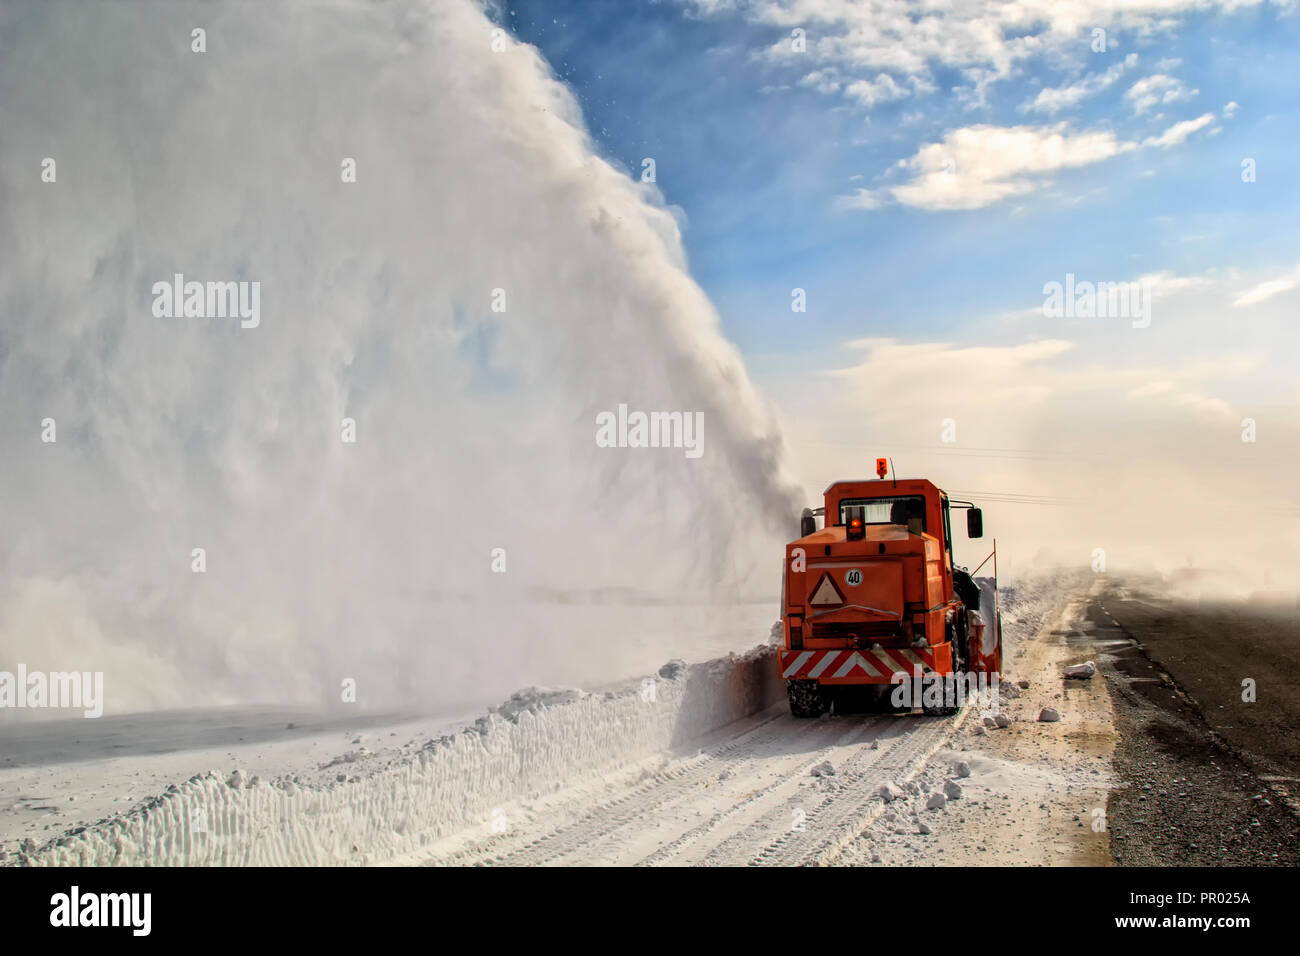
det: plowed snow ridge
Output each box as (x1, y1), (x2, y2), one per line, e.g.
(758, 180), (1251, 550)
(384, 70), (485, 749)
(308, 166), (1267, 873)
(20, 647), (784, 866)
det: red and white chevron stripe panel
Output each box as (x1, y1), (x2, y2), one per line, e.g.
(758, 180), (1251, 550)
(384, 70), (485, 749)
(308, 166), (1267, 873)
(780, 647), (935, 681)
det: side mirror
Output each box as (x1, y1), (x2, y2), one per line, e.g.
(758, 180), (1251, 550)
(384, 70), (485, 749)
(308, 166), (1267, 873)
(800, 508), (816, 538)
(966, 508), (983, 539)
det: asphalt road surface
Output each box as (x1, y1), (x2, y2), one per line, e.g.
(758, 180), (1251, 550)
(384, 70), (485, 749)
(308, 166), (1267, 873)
(1087, 580), (1300, 865)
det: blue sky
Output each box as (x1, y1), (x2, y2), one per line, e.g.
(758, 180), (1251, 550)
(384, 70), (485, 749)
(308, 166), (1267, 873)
(500, 0), (1300, 371)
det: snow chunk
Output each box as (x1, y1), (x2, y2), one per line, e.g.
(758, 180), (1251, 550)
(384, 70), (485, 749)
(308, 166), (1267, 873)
(320, 749), (369, 770)
(657, 659), (687, 680)
(495, 687), (587, 722)
(1064, 661), (1097, 680)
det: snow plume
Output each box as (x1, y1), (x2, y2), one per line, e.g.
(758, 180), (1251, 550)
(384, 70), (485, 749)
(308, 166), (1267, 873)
(0, 0), (801, 717)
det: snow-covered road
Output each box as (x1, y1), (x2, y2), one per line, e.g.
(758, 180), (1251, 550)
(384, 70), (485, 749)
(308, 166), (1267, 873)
(6, 571), (1087, 867)
(413, 706), (966, 866)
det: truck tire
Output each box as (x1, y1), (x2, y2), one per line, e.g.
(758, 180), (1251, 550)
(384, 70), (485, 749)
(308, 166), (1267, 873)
(949, 610), (970, 674)
(922, 694), (959, 717)
(787, 679), (828, 718)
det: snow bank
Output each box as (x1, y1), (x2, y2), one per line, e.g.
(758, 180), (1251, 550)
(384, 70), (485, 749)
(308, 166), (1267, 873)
(975, 577), (1000, 655)
(995, 567), (1090, 660)
(15, 646), (783, 866)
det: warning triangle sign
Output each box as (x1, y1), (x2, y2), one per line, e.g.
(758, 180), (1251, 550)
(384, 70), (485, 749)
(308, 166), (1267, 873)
(808, 573), (844, 606)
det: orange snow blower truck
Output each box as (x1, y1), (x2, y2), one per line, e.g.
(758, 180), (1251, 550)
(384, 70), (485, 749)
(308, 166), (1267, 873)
(781, 460), (1002, 717)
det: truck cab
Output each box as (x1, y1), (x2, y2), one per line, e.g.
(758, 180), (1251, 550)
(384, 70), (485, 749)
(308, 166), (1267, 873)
(781, 472), (1000, 717)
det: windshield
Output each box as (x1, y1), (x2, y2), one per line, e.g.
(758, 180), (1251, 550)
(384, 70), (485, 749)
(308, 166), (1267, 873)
(838, 495), (927, 531)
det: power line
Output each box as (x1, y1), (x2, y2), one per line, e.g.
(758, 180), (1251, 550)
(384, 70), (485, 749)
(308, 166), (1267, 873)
(945, 489), (1079, 507)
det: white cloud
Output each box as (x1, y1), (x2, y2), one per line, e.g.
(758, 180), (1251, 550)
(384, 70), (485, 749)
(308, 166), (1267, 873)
(797, 67), (842, 93)
(1023, 53), (1137, 115)
(1233, 266), (1300, 306)
(814, 334), (1261, 474)
(798, 66), (919, 108)
(842, 123), (1131, 211)
(768, 322), (1296, 586)
(1142, 111), (1216, 147)
(824, 335), (1260, 433)
(996, 269), (1217, 324)
(846, 108), (1221, 212)
(829, 337), (1082, 410)
(843, 72), (908, 107)
(838, 188), (887, 210)
(998, 266), (1300, 323)
(693, 0), (1273, 112)
(1133, 269), (1218, 298)
(1125, 73), (1198, 114)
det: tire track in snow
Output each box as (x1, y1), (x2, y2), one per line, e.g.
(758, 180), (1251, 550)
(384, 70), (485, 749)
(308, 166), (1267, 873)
(634, 716), (893, 866)
(423, 708), (819, 866)
(747, 708), (970, 866)
(433, 708), (965, 867)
